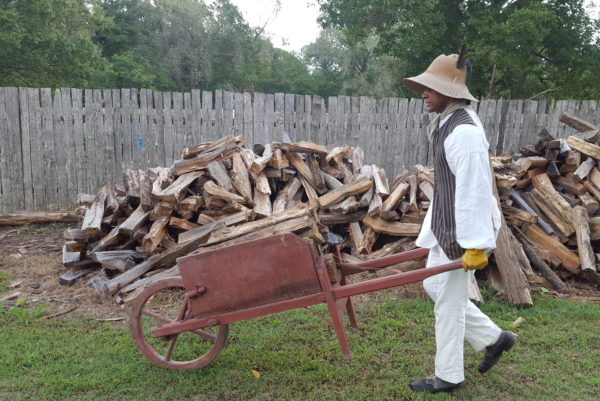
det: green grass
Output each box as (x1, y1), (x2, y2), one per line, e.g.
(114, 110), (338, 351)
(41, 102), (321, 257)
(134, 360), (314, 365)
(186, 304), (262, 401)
(1, 291), (599, 401)
(16, 223), (65, 234)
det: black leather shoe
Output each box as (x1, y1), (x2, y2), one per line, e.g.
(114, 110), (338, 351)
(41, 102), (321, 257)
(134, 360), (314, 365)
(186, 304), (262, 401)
(478, 330), (516, 374)
(409, 376), (461, 393)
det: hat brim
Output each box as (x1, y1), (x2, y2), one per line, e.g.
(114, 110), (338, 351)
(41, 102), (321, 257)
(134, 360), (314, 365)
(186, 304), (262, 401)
(404, 73), (478, 102)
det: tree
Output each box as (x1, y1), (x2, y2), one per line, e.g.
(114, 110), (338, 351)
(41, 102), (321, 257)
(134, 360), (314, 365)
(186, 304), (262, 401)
(317, 0), (600, 99)
(0, 0), (109, 87)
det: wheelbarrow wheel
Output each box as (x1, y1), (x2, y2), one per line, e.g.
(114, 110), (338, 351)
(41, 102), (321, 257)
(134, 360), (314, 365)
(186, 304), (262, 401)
(130, 278), (228, 370)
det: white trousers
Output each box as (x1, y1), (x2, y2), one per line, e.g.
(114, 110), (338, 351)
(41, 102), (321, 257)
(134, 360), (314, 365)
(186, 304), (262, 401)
(422, 245), (502, 384)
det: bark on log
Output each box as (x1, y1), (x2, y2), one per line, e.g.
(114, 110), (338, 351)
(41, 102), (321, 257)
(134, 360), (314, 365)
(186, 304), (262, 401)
(0, 211), (79, 225)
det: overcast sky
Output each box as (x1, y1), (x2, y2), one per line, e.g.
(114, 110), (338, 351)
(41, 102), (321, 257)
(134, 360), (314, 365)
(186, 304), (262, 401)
(226, 0), (321, 53)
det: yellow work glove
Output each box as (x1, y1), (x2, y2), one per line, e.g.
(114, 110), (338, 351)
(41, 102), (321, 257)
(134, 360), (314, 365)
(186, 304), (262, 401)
(461, 249), (488, 271)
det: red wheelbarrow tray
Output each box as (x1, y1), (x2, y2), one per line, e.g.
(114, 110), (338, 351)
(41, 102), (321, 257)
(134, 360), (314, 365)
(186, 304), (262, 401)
(130, 233), (462, 370)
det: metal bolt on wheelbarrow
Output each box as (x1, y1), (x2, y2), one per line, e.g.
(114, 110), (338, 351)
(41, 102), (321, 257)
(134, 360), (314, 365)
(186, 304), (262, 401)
(130, 233), (462, 370)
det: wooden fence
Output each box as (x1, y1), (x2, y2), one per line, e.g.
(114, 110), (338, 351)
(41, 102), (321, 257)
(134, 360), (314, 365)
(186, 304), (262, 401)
(0, 87), (599, 212)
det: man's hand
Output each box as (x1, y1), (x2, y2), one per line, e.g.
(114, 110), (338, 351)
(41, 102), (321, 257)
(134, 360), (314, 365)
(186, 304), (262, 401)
(462, 249), (488, 271)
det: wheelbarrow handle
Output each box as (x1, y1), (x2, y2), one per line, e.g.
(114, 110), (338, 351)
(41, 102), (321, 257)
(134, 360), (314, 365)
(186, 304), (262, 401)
(332, 260), (464, 299)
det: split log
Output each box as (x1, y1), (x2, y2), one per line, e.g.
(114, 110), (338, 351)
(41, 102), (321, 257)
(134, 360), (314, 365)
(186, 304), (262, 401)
(318, 179), (372, 209)
(141, 215), (170, 254)
(81, 190), (108, 236)
(120, 205), (152, 236)
(381, 182), (410, 213)
(153, 171), (203, 203)
(174, 140), (239, 174)
(203, 180), (245, 204)
(272, 141), (328, 155)
(372, 165), (390, 196)
(287, 152), (318, 189)
(492, 170), (533, 306)
(560, 112), (597, 133)
(250, 144), (273, 175)
(363, 216), (421, 236)
(103, 223), (224, 295)
(230, 153), (254, 204)
(178, 210), (252, 244)
(0, 211), (79, 225)
(318, 211), (366, 226)
(566, 136), (600, 160)
(573, 157), (595, 181)
(207, 161), (234, 192)
(181, 136), (244, 159)
(573, 206), (596, 273)
(523, 224), (580, 272)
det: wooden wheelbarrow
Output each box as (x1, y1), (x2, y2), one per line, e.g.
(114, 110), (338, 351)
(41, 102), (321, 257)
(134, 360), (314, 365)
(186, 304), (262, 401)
(130, 233), (462, 370)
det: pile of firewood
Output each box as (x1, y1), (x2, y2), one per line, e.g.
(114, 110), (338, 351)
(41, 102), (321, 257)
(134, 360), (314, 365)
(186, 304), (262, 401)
(488, 112), (600, 296)
(60, 112), (600, 305)
(61, 135), (435, 303)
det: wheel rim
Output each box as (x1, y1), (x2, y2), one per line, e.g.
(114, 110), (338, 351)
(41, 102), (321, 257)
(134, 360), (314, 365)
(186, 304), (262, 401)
(130, 278), (228, 370)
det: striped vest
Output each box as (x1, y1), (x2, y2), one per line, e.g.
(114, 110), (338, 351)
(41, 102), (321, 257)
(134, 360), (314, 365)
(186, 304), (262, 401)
(431, 109), (476, 259)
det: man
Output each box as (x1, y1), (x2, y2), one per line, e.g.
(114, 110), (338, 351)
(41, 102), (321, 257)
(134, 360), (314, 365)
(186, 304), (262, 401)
(403, 48), (516, 393)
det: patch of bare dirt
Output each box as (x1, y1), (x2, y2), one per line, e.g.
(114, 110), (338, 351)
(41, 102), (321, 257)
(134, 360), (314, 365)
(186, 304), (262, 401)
(0, 224), (129, 319)
(1, 224), (599, 323)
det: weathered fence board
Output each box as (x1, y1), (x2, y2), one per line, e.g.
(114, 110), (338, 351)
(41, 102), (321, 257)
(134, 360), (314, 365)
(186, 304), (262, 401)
(1, 87), (599, 212)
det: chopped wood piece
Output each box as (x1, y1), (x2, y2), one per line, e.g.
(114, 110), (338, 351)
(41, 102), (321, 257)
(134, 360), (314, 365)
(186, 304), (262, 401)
(62, 244), (82, 266)
(382, 182), (410, 213)
(178, 210), (252, 244)
(573, 157), (595, 181)
(560, 112), (597, 133)
(63, 228), (87, 242)
(169, 217), (199, 231)
(566, 136), (600, 160)
(141, 216), (170, 254)
(207, 161), (234, 192)
(523, 224), (580, 272)
(573, 206), (596, 273)
(287, 152), (317, 189)
(0, 211), (79, 226)
(120, 205), (152, 236)
(203, 180), (245, 204)
(553, 175), (587, 196)
(329, 196), (359, 214)
(318, 179), (372, 209)
(352, 146), (365, 175)
(81, 189), (108, 236)
(415, 165), (434, 184)
(510, 189), (553, 234)
(269, 148), (289, 169)
(358, 227), (378, 255)
(518, 239), (566, 291)
(153, 171), (203, 203)
(325, 146), (352, 162)
(181, 136), (244, 159)
(515, 156), (548, 171)
(502, 205), (537, 224)
(418, 180), (433, 201)
(272, 141), (328, 155)
(174, 140), (239, 174)
(372, 165), (390, 196)
(250, 144), (273, 175)
(318, 211), (366, 225)
(367, 192), (382, 217)
(363, 216), (421, 236)
(348, 222), (364, 251)
(229, 153), (253, 204)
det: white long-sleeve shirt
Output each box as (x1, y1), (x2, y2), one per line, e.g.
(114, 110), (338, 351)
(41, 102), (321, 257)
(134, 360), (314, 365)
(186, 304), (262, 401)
(416, 108), (502, 251)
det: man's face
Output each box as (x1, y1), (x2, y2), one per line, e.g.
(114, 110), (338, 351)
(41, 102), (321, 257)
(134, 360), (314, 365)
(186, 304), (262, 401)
(421, 88), (453, 113)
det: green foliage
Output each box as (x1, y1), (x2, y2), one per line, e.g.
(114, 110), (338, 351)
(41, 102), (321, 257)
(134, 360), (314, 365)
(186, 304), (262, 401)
(317, 0), (600, 99)
(1, 293), (599, 400)
(0, 0), (110, 87)
(0, 298), (46, 322)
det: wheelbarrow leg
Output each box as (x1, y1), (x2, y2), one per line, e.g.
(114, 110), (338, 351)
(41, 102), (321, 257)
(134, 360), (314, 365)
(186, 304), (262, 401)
(316, 258), (352, 359)
(340, 275), (358, 328)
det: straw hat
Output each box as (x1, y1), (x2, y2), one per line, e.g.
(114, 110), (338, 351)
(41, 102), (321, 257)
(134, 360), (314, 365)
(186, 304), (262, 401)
(404, 53), (478, 102)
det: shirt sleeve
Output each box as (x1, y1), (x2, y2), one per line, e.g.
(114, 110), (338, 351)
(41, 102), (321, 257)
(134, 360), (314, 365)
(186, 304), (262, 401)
(445, 124), (498, 250)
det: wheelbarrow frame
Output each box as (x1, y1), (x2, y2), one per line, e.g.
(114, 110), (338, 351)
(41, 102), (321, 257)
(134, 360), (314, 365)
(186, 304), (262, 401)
(131, 233), (462, 370)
